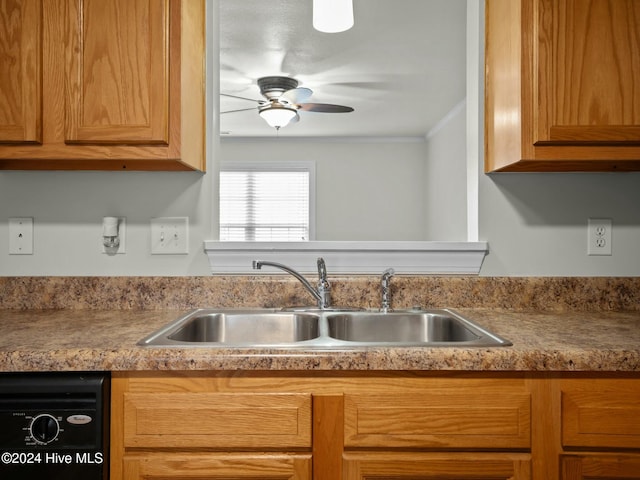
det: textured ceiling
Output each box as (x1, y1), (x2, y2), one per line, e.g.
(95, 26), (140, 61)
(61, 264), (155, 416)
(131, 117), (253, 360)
(219, 0), (467, 138)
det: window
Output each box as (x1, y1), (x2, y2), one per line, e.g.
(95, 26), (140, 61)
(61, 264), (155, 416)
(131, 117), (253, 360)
(219, 162), (315, 241)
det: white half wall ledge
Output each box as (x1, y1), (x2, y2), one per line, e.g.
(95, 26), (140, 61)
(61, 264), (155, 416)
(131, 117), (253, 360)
(203, 241), (489, 275)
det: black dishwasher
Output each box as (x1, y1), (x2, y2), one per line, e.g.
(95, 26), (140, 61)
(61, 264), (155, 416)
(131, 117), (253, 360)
(0, 372), (109, 480)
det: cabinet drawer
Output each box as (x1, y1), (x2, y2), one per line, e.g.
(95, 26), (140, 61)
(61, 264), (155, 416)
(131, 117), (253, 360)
(123, 392), (311, 449)
(562, 380), (640, 449)
(122, 452), (312, 480)
(561, 454), (640, 479)
(344, 392), (531, 449)
(343, 452), (531, 480)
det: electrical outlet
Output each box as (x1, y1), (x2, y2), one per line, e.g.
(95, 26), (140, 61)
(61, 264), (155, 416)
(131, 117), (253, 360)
(150, 217), (189, 254)
(9, 217), (34, 255)
(588, 218), (612, 256)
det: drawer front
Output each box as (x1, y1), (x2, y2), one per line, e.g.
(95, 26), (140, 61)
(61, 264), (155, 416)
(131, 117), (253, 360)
(344, 392), (531, 449)
(561, 454), (640, 479)
(123, 392), (311, 449)
(122, 452), (312, 480)
(562, 380), (640, 449)
(343, 452), (531, 480)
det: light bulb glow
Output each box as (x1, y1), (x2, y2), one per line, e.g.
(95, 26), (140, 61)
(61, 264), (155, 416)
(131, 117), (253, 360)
(313, 0), (354, 33)
(259, 106), (299, 129)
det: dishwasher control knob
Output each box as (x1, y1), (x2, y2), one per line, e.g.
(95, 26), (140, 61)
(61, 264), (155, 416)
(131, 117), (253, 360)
(29, 414), (60, 445)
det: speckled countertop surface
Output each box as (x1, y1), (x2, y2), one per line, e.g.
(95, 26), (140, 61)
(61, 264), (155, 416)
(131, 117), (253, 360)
(1, 308), (639, 372)
(0, 276), (638, 372)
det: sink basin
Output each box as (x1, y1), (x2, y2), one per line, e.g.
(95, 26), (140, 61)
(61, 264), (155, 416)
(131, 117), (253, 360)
(138, 310), (321, 347)
(326, 310), (509, 346)
(138, 308), (511, 348)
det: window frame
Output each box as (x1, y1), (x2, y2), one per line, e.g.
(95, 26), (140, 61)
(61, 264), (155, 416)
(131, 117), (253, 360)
(219, 160), (316, 242)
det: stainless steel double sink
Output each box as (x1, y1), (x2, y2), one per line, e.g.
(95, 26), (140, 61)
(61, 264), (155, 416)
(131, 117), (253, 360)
(138, 308), (512, 348)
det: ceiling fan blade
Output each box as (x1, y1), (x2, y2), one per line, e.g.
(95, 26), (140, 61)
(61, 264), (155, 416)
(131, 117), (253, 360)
(280, 87), (313, 104)
(221, 107), (257, 114)
(298, 103), (354, 113)
(220, 93), (261, 102)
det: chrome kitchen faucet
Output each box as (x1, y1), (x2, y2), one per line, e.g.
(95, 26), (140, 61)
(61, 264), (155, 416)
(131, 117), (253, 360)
(252, 257), (332, 309)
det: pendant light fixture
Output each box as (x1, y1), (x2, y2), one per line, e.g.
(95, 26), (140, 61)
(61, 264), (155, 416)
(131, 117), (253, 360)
(313, 0), (354, 33)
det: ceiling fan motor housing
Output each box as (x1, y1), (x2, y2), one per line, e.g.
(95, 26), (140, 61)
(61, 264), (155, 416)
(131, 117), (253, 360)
(258, 76), (299, 100)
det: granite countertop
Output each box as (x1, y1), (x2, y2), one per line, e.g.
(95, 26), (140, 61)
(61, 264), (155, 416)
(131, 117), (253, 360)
(0, 308), (639, 372)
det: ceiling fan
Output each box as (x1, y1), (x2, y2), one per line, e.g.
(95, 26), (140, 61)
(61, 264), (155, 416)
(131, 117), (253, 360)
(221, 76), (354, 130)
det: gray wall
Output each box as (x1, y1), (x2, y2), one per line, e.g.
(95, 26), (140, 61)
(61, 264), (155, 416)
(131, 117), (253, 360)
(0, 171), (213, 275)
(220, 139), (429, 241)
(479, 172), (640, 276)
(0, 1), (638, 277)
(423, 101), (468, 241)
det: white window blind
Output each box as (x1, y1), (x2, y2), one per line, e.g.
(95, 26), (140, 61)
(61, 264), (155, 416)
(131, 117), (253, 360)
(220, 168), (311, 241)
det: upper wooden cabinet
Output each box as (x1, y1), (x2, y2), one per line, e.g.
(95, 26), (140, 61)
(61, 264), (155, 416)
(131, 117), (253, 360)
(0, 0), (41, 144)
(0, 0), (205, 171)
(485, 0), (640, 172)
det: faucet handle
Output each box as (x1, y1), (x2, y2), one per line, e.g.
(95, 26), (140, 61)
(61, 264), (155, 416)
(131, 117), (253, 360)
(316, 257), (331, 309)
(380, 268), (395, 312)
(381, 268), (395, 284)
(316, 257), (330, 288)
(317, 258), (328, 281)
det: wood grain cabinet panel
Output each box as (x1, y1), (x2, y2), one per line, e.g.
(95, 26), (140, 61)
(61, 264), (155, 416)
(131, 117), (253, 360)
(343, 452), (531, 480)
(561, 454), (640, 480)
(123, 453), (312, 480)
(344, 391), (531, 449)
(65, 0), (170, 145)
(0, 0), (41, 144)
(540, 0), (640, 144)
(0, 0), (204, 170)
(123, 392), (312, 449)
(485, 0), (640, 171)
(561, 379), (640, 449)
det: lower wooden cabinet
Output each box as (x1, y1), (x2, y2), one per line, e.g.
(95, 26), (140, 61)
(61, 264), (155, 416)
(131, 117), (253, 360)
(110, 372), (640, 480)
(558, 378), (640, 480)
(343, 452), (531, 480)
(111, 374), (313, 480)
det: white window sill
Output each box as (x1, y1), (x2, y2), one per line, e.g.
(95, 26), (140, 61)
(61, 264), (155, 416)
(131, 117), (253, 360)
(203, 241), (489, 275)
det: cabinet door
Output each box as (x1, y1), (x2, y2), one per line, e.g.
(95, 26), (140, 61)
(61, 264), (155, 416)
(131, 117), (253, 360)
(0, 0), (41, 143)
(485, 0), (640, 171)
(65, 0), (170, 145)
(344, 452), (531, 480)
(562, 455), (640, 480)
(537, 0), (640, 145)
(123, 453), (312, 480)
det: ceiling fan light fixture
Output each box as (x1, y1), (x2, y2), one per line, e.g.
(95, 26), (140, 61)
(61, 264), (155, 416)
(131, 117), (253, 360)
(259, 104), (299, 129)
(313, 0), (354, 33)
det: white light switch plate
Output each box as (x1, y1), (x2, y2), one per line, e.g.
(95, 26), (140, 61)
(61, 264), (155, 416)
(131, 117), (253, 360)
(151, 217), (189, 254)
(9, 217), (33, 255)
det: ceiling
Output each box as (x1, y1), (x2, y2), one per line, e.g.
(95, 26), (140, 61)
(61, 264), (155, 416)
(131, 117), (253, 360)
(218, 0), (467, 138)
